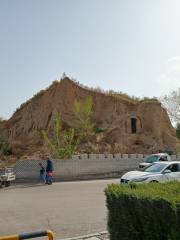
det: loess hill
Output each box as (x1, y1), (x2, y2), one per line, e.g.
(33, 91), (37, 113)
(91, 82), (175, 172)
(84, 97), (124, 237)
(6, 77), (176, 158)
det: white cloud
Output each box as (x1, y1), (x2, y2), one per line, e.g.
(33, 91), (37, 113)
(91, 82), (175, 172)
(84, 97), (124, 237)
(167, 56), (180, 63)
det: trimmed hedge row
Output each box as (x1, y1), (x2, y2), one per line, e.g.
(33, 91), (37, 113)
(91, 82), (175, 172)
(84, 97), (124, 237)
(105, 182), (180, 240)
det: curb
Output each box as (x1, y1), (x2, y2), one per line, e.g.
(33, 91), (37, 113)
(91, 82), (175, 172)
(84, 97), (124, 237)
(61, 231), (109, 240)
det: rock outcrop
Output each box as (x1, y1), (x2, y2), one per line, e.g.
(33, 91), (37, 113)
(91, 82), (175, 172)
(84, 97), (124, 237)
(6, 77), (176, 157)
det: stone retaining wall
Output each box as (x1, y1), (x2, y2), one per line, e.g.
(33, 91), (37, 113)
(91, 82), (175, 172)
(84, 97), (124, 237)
(14, 154), (180, 182)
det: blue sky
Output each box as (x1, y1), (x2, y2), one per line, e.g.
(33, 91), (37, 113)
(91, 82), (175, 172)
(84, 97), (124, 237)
(1, 0), (180, 119)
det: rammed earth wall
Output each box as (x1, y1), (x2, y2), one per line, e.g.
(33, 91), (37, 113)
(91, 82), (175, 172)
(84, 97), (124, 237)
(14, 154), (180, 182)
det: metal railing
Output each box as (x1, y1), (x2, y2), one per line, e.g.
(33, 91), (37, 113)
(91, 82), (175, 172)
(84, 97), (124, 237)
(0, 230), (54, 240)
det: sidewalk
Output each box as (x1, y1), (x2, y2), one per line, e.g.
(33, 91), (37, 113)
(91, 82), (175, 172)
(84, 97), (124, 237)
(62, 231), (109, 240)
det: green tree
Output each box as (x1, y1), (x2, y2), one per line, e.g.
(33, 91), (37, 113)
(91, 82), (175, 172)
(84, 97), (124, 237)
(176, 123), (180, 139)
(42, 113), (77, 159)
(72, 97), (95, 140)
(0, 118), (11, 155)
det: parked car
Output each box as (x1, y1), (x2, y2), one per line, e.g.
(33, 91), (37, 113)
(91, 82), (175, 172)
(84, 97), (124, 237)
(120, 161), (180, 184)
(0, 168), (16, 188)
(139, 153), (171, 169)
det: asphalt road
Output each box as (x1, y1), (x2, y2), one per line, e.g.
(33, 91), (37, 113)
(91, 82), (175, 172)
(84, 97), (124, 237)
(0, 179), (119, 239)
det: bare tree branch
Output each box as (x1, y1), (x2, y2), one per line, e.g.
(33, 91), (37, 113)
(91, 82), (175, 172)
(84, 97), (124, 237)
(160, 88), (180, 124)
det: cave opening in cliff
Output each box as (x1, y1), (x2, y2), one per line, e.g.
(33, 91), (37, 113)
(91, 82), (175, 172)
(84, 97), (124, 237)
(131, 118), (137, 133)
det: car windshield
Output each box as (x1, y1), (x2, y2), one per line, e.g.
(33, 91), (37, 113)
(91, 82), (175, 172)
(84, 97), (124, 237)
(144, 163), (166, 173)
(145, 155), (159, 163)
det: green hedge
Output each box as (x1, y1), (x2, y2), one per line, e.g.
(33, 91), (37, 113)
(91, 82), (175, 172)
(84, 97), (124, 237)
(105, 182), (180, 240)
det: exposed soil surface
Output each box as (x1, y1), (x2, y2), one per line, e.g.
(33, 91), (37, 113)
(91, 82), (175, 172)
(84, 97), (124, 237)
(6, 77), (176, 158)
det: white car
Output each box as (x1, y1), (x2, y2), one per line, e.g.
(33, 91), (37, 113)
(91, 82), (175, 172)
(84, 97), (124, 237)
(139, 153), (171, 169)
(120, 161), (180, 184)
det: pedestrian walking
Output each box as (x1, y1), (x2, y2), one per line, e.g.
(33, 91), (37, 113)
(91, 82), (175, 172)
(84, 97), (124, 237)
(45, 158), (54, 185)
(39, 163), (46, 183)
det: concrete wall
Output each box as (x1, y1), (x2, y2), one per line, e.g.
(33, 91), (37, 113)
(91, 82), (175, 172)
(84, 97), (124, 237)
(14, 154), (180, 182)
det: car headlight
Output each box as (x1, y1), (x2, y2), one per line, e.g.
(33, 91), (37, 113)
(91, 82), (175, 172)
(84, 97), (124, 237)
(132, 177), (149, 182)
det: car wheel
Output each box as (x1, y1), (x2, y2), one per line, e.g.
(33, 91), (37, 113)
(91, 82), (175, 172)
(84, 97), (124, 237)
(5, 181), (10, 187)
(150, 180), (158, 183)
(0, 182), (4, 188)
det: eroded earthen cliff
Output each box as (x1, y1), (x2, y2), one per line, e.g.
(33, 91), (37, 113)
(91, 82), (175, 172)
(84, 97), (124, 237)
(6, 77), (176, 157)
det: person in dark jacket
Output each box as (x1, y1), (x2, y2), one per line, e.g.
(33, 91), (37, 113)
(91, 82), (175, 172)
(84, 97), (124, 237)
(39, 163), (46, 183)
(46, 158), (54, 184)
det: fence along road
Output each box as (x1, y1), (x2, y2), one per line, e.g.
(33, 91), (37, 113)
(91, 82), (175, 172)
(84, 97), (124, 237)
(13, 154), (180, 182)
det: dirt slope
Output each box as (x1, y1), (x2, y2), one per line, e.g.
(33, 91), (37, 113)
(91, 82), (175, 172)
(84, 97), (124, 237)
(6, 77), (176, 158)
